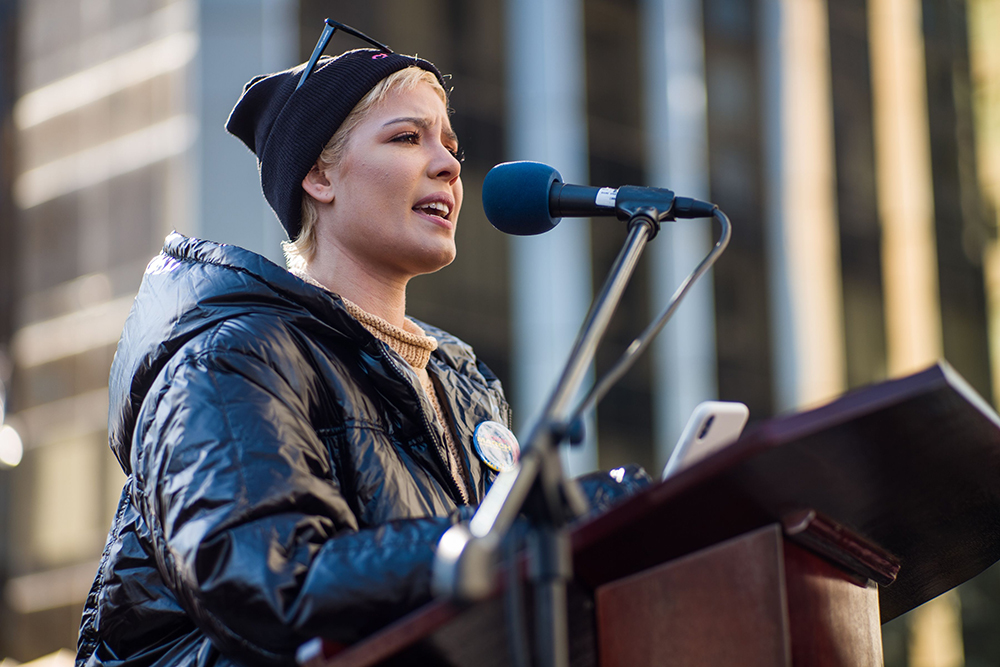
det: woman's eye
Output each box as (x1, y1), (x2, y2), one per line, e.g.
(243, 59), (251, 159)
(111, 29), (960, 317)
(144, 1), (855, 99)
(449, 146), (465, 163)
(392, 131), (420, 145)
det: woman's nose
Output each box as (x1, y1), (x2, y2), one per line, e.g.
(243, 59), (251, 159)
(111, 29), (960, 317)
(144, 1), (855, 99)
(431, 144), (461, 183)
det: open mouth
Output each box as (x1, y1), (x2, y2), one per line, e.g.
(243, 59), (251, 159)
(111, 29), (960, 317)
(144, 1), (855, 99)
(413, 201), (451, 220)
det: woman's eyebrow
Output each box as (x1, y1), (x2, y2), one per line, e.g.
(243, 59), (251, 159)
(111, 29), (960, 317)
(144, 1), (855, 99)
(383, 117), (460, 145)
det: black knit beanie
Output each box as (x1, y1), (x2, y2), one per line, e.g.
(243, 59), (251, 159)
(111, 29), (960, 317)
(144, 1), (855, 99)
(226, 49), (445, 240)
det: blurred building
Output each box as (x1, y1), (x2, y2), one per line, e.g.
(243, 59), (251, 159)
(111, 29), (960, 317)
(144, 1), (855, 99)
(0, 0), (997, 663)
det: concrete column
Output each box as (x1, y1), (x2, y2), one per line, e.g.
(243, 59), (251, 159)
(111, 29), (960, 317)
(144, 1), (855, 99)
(759, 0), (846, 411)
(193, 0), (298, 263)
(641, 0), (718, 470)
(506, 0), (596, 474)
(868, 0), (942, 376)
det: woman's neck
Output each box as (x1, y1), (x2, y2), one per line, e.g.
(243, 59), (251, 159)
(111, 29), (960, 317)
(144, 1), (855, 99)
(303, 244), (409, 328)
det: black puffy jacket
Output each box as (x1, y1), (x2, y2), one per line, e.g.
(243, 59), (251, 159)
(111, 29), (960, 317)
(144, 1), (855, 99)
(77, 233), (646, 666)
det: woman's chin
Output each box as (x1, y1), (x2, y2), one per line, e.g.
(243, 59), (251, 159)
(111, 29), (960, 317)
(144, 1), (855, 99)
(404, 243), (457, 277)
(416, 249), (457, 275)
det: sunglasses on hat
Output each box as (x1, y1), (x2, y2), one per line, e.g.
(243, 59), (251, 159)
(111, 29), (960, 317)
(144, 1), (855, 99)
(297, 19), (393, 91)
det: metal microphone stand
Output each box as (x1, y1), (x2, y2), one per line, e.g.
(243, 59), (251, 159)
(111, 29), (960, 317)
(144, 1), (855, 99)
(434, 189), (725, 667)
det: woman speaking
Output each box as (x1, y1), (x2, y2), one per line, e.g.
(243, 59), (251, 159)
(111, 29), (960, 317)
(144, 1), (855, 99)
(77, 22), (645, 666)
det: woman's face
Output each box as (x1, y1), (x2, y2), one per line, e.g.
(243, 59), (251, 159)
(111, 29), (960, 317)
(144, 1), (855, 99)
(314, 80), (463, 281)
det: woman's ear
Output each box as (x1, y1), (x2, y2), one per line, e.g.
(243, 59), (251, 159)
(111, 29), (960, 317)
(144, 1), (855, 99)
(302, 163), (335, 204)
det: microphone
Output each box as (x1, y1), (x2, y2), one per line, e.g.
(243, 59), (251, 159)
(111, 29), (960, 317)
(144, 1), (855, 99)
(481, 161), (716, 236)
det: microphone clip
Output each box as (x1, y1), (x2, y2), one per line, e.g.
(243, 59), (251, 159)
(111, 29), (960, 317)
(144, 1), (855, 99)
(613, 185), (676, 240)
(614, 186), (719, 239)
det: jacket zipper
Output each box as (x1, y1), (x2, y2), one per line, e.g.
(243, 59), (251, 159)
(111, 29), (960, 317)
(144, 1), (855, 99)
(379, 342), (470, 506)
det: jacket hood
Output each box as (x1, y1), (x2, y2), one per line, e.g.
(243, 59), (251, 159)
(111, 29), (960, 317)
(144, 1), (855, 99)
(108, 233), (375, 474)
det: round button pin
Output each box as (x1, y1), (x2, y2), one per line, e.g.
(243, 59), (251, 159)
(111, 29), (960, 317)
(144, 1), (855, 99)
(473, 421), (520, 473)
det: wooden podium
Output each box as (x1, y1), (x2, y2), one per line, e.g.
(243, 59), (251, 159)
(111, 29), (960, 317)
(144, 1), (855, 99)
(301, 363), (1000, 666)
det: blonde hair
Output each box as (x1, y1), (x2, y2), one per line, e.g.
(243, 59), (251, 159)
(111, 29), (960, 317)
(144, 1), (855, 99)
(284, 66), (449, 272)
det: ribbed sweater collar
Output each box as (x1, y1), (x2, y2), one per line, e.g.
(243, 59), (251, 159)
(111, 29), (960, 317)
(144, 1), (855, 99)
(340, 298), (437, 370)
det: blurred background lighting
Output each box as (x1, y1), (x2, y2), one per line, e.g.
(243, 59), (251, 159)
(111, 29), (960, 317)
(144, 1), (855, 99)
(0, 424), (24, 468)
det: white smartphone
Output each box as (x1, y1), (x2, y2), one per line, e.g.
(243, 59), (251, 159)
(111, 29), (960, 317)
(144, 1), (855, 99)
(661, 401), (750, 480)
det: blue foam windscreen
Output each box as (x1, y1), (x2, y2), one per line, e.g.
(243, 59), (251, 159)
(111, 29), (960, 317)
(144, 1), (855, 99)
(481, 161), (562, 236)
